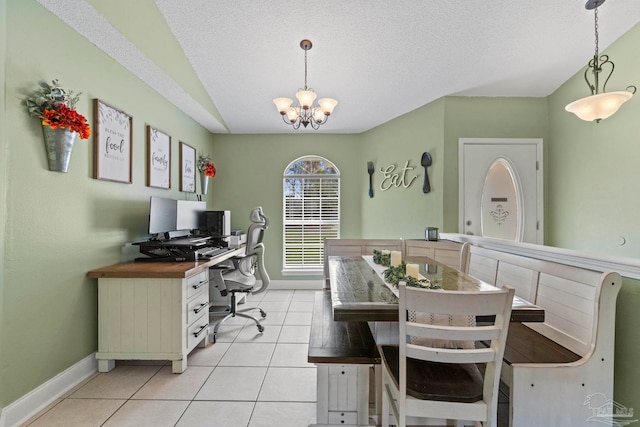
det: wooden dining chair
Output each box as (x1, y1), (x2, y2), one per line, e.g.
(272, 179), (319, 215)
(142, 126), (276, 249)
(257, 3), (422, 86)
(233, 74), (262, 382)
(378, 283), (514, 427)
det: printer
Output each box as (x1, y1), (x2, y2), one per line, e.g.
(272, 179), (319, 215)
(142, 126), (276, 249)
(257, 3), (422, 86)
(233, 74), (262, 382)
(228, 230), (246, 247)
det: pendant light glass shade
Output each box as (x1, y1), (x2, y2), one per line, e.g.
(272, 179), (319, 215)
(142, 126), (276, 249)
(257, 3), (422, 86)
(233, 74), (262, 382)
(312, 108), (326, 124)
(565, 91), (633, 122)
(286, 107), (299, 123)
(318, 98), (338, 115)
(295, 89), (317, 109)
(273, 98), (293, 113)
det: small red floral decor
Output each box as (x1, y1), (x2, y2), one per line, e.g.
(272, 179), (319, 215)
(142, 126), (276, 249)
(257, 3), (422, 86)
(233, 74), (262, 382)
(26, 79), (91, 139)
(197, 154), (216, 178)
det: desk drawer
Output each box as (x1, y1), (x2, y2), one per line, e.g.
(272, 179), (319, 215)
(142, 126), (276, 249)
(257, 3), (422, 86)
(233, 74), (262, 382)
(187, 314), (209, 350)
(187, 292), (209, 326)
(186, 271), (208, 299)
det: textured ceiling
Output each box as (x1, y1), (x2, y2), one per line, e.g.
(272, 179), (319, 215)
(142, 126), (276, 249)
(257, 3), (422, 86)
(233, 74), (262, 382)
(37, 0), (640, 134)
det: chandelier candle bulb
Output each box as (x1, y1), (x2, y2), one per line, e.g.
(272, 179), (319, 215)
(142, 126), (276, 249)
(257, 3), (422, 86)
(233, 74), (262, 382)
(390, 251), (402, 267)
(406, 263), (419, 280)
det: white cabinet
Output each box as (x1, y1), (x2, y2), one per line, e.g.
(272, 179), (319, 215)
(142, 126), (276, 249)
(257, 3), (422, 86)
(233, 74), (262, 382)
(95, 270), (210, 373)
(313, 364), (371, 427)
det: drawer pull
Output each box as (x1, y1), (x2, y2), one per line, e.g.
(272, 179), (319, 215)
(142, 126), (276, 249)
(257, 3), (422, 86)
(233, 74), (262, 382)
(193, 324), (208, 338)
(192, 280), (207, 290)
(194, 302), (209, 314)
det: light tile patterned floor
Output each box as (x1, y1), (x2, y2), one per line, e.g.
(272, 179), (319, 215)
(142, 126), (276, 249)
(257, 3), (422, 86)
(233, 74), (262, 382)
(23, 290), (318, 427)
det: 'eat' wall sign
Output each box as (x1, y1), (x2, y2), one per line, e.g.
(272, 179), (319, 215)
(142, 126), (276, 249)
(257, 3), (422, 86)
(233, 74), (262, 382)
(379, 160), (419, 191)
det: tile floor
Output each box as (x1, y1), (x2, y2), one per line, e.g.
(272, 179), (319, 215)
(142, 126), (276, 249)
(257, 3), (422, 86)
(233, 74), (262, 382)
(21, 289), (510, 427)
(23, 290), (319, 427)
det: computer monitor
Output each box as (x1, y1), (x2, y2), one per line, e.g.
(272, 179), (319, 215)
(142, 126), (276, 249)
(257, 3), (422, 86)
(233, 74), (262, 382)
(148, 196), (178, 235)
(176, 200), (206, 231)
(200, 210), (231, 238)
(148, 197), (206, 238)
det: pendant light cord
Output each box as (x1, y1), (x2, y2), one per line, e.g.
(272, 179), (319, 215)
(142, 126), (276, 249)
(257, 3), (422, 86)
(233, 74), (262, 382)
(594, 7), (599, 57)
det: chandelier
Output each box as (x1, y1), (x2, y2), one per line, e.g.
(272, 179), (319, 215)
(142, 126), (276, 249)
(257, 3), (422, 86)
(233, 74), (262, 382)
(565, 0), (636, 122)
(273, 39), (338, 130)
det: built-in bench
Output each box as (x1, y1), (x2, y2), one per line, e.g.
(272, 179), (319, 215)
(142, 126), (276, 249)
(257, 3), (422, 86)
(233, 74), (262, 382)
(308, 290), (380, 427)
(460, 242), (622, 427)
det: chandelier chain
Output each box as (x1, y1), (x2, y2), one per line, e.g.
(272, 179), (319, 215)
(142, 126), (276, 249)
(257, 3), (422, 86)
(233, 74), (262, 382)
(304, 49), (308, 90)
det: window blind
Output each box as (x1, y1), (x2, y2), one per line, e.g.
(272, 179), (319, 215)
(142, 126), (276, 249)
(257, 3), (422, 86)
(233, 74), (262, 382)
(283, 175), (340, 271)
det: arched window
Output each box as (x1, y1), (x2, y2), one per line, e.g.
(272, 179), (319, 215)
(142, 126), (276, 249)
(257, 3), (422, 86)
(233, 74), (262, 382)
(283, 156), (340, 273)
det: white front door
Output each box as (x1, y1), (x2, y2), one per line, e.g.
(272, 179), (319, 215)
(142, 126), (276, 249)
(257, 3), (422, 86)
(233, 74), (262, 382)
(459, 138), (543, 244)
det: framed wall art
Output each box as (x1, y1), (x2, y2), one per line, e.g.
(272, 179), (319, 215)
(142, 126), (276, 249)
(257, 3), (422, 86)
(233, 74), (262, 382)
(179, 142), (196, 193)
(93, 99), (133, 183)
(146, 125), (171, 189)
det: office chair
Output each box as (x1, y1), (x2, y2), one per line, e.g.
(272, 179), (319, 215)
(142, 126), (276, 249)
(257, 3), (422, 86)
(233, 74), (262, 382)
(378, 283), (514, 427)
(209, 207), (270, 338)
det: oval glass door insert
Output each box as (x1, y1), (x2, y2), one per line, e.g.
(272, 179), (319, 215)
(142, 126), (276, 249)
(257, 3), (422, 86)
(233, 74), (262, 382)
(481, 158), (523, 241)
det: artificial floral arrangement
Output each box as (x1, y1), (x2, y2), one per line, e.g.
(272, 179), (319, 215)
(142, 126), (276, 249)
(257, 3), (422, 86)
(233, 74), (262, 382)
(372, 249), (391, 266)
(197, 154), (216, 178)
(383, 261), (441, 289)
(26, 79), (91, 139)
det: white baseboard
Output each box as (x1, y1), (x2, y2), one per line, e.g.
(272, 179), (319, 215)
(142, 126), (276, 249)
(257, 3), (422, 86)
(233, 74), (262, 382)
(263, 279), (323, 290)
(0, 353), (97, 427)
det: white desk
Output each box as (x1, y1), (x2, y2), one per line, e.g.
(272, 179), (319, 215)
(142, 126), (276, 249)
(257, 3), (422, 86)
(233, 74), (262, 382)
(87, 247), (244, 373)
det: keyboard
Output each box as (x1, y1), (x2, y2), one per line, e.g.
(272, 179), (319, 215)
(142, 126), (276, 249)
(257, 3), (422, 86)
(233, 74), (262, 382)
(197, 246), (234, 260)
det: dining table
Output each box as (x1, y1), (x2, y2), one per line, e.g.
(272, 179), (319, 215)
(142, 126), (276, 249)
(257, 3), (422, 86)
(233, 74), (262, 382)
(328, 255), (545, 323)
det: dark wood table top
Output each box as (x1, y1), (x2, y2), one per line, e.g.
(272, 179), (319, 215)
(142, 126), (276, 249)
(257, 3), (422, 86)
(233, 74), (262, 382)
(328, 255), (545, 323)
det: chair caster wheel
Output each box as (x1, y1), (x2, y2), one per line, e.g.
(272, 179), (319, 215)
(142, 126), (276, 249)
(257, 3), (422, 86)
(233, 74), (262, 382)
(260, 310), (267, 318)
(257, 325), (265, 333)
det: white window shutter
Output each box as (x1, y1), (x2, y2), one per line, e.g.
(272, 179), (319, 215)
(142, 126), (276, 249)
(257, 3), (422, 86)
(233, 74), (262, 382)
(283, 157), (340, 272)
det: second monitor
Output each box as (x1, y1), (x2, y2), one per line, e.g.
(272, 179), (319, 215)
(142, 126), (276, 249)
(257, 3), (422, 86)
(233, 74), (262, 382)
(200, 210), (231, 240)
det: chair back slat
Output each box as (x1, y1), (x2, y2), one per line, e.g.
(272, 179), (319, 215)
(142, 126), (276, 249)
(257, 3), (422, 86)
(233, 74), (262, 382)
(406, 323), (500, 342)
(403, 289), (512, 317)
(406, 344), (497, 364)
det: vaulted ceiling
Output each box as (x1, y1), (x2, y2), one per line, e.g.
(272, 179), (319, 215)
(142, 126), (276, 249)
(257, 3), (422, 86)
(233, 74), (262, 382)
(37, 0), (640, 134)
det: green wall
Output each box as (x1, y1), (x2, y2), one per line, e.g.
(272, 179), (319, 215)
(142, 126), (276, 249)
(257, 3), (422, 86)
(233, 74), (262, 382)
(209, 134), (362, 281)
(548, 21), (640, 416)
(359, 99), (446, 240)
(1, 0), (8, 415)
(1, 0), (216, 407)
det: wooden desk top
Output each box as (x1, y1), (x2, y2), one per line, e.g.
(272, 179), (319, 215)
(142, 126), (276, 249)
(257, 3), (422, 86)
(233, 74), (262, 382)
(87, 247), (245, 279)
(328, 255), (544, 323)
